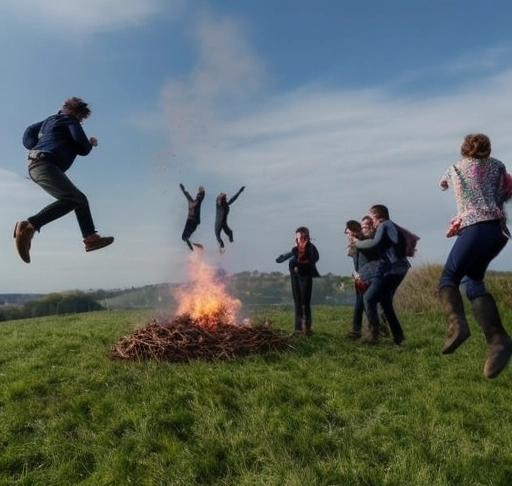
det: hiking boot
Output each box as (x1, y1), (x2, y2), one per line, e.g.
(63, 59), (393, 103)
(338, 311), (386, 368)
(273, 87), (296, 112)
(192, 243), (204, 250)
(14, 220), (35, 263)
(84, 233), (114, 252)
(471, 293), (512, 379)
(393, 334), (405, 346)
(380, 326), (391, 338)
(363, 327), (379, 345)
(439, 285), (471, 354)
(346, 330), (362, 340)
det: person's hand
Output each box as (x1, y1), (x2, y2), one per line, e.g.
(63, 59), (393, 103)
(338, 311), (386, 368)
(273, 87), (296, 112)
(89, 137), (98, 147)
(439, 180), (448, 191)
(180, 183), (185, 190)
(240, 186), (245, 191)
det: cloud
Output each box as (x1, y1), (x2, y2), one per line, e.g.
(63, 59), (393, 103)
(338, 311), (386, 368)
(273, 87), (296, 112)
(155, 31), (512, 280)
(446, 45), (512, 76)
(161, 9), (265, 151)
(5, 9), (512, 293)
(0, 0), (183, 34)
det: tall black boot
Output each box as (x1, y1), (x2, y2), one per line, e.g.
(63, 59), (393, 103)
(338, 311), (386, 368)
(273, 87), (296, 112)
(439, 285), (471, 354)
(471, 293), (512, 379)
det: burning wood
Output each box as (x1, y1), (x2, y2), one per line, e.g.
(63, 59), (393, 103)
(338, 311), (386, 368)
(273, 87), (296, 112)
(110, 252), (291, 362)
(109, 313), (292, 362)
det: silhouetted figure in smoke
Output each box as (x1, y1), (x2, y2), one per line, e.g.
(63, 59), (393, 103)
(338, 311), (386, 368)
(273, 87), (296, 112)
(215, 186), (245, 250)
(180, 183), (205, 251)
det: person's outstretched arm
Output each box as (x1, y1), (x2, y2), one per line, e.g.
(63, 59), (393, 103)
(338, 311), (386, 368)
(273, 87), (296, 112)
(180, 183), (193, 202)
(228, 186), (245, 205)
(276, 250), (294, 263)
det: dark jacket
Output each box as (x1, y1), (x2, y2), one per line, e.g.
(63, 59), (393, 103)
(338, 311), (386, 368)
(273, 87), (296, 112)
(288, 243), (321, 278)
(356, 220), (410, 277)
(23, 112), (93, 172)
(215, 187), (244, 227)
(182, 187), (205, 223)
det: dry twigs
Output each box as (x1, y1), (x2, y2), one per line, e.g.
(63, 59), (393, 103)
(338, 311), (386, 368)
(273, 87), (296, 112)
(109, 314), (292, 362)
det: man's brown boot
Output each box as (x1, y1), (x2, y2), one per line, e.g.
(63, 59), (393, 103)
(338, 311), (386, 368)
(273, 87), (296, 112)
(14, 221), (35, 264)
(84, 233), (114, 252)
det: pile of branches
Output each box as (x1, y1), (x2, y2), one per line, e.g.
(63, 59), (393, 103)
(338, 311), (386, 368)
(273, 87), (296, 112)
(109, 314), (292, 362)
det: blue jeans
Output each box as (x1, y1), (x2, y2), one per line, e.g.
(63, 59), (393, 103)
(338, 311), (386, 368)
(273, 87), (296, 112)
(439, 220), (508, 301)
(28, 158), (96, 238)
(352, 285), (365, 332)
(364, 272), (407, 343)
(290, 274), (313, 331)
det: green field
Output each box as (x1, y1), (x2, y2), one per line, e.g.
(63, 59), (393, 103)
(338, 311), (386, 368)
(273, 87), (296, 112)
(1, 268), (512, 485)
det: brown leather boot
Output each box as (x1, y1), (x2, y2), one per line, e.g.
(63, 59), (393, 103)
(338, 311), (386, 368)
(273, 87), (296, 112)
(84, 233), (114, 252)
(14, 220), (35, 263)
(439, 285), (471, 354)
(471, 293), (512, 379)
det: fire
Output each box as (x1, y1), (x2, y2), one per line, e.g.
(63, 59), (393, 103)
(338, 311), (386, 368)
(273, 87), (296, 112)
(173, 250), (242, 327)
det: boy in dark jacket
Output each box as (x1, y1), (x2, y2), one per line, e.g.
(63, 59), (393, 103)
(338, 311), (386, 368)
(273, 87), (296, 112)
(14, 97), (114, 263)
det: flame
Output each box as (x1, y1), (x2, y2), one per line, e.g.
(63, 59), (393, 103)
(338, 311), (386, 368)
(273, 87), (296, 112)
(174, 250), (242, 327)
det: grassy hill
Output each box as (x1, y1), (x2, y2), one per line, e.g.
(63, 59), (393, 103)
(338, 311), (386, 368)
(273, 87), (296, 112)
(1, 265), (512, 485)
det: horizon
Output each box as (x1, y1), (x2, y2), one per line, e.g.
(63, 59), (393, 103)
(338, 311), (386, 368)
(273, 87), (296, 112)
(2, 1), (512, 293)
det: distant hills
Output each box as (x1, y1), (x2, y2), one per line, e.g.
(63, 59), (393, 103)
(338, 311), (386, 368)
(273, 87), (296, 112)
(0, 293), (44, 306)
(0, 272), (356, 315)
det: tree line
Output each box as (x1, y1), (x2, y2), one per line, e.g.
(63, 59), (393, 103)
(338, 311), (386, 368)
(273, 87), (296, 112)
(0, 291), (104, 322)
(0, 272), (356, 321)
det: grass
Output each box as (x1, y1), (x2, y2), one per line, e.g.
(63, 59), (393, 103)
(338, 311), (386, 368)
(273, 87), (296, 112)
(2, 266), (512, 485)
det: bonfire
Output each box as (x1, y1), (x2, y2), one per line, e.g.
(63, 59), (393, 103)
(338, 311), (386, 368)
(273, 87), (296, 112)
(109, 251), (291, 362)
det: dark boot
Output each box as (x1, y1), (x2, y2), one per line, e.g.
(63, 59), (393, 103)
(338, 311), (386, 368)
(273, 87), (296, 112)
(439, 285), (471, 354)
(184, 238), (194, 251)
(83, 233), (114, 253)
(471, 294), (512, 379)
(293, 316), (303, 334)
(364, 325), (379, 345)
(304, 318), (312, 336)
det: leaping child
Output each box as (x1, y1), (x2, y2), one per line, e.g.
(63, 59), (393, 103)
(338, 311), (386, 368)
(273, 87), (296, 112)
(215, 186), (245, 251)
(180, 183), (205, 251)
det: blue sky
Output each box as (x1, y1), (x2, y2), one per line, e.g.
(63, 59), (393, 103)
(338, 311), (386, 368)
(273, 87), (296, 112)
(2, 0), (512, 293)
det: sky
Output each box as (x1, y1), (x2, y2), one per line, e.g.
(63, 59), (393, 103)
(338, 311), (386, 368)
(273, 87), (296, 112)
(2, 0), (512, 293)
